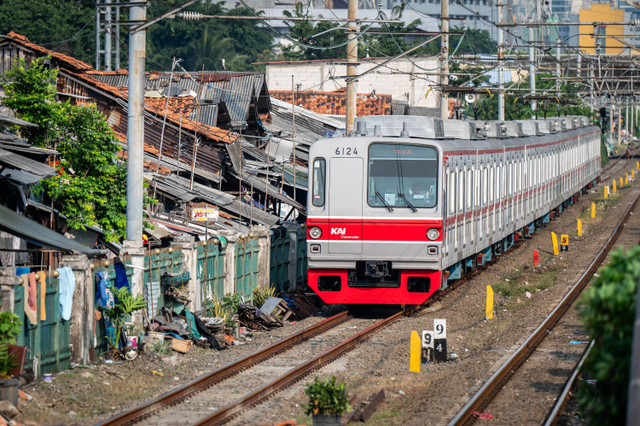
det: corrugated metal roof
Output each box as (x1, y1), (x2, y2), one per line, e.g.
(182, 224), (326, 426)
(229, 168), (305, 211)
(266, 98), (343, 163)
(153, 174), (280, 226)
(0, 203), (105, 256)
(0, 140), (58, 156)
(96, 71), (270, 126)
(1, 169), (42, 185)
(0, 148), (57, 177)
(0, 114), (38, 128)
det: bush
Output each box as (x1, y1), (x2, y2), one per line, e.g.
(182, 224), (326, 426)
(578, 245), (640, 424)
(303, 376), (351, 417)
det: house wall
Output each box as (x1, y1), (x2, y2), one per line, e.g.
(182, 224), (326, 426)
(265, 56), (441, 110)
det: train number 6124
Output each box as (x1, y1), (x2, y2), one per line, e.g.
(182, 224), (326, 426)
(335, 147), (358, 156)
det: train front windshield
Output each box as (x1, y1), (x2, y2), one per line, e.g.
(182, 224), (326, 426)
(367, 143), (438, 209)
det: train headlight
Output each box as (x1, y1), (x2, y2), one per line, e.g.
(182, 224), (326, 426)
(309, 226), (322, 239)
(426, 228), (440, 241)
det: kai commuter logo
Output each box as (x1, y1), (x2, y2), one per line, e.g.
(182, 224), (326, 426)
(331, 227), (346, 236)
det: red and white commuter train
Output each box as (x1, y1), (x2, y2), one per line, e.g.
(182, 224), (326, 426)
(306, 116), (601, 305)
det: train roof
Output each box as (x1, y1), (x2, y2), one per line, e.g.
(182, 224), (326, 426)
(311, 116), (599, 157)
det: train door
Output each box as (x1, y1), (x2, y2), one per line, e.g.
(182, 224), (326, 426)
(458, 165), (465, 252)
(328, 157), (363, 254)
(466, 166), (473, 250)
(474, 166), (481, 246)
(506, 155), (512, 229)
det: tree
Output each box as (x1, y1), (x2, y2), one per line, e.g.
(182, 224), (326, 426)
(2, 57), (144, 242)
(146, 1), (274, 71)
(449, 27), (497, 55)
(281, 3), (347, 61)
(470, 73), (591, 121)
(577, 246), (640, 424)
(0, 0), (96, 65)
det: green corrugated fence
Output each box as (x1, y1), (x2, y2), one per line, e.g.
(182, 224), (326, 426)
(13, 274), (71, 376)
(270, 227), (290, 295)
(198, 241), (225, 303)
(235, 237), (259, 302)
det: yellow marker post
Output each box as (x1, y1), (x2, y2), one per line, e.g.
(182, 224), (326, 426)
(605, 186), (609, 199)
(410, 331), (421, 373)
(577, 219), (582, 237)
(486, 285), (494, 319)
(551, 232), (559, 255)
(613, 180), (617, 193)
(627, 173), (629, 185)
(591, 202), (596, 218)
(637, 160), (639, 170)
(620, 177), (624, 187)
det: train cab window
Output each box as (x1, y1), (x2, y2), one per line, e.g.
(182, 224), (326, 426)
(312, 158), (326, 207)
(367, 143), (438, 209)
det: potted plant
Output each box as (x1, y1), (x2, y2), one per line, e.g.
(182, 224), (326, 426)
(304, 376), (352, 426)
(100, 286), (145, 359)
(0, 312), (23, 405)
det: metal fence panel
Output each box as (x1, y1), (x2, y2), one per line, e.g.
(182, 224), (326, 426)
(270, 228), (290, 295)
(13, 274), (71, 376)
(198, 242), (225, 305)
(296, 225), (308, 289)
(235, 238), (259, 301)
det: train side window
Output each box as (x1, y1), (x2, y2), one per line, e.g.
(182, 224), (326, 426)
(466, 169), (472, 209)
(483, 167), (488, 204)
(312, 158), (326, 207)
(449, 170), (456, 215)
(458, 169), (464, 212)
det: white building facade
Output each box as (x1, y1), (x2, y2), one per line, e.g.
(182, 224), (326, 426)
(265, 55), (442, 109)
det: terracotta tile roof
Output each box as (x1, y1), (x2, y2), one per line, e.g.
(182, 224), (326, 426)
(5, 32), (93, 72)
(5, 32), (236, 145)
(270, 90), (392, 116)
(143, 97), (237, 144)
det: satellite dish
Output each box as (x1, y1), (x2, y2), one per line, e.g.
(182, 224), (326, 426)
(465, 93), (477, 104)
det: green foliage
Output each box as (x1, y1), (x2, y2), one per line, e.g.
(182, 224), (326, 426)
(0, 312), (21, 345)
(2, 57), (153, 242)
(577, 245), (640, 424)
(0, 312), (22, 379)
(146, 1), (274, 71)
(281, 3), (347, 61)
(149, 340), (172, 355)
(450, 27), (497, 55)
(2, 58), (63, 146)
(222, 293), (242, 315)
(101, 286), (146, 354)
(470, 73), (591, 121)
(303, 376), (352, 416)
(252, 286), (277, 308)
(0, 0), (97, 65)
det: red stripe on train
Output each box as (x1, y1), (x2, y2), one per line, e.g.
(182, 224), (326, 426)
(306, 218), (443, 242)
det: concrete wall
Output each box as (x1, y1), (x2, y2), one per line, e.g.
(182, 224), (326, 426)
(266, 56), (441, 109)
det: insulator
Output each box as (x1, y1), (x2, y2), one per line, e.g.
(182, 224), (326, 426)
(179, 11), (204, 20)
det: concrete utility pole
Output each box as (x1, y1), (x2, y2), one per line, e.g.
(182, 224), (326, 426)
(529, 0), (540, 118)
(556, 38), (561, 99)
(124, 0), (146, 321)
(345, 0), (358, 135)
(440, 0), (449, 120)
(498, 2), (505, 121)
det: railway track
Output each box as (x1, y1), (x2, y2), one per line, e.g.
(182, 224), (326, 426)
(100, 309), (407, 425)
(99, 311), (351, 425)
(102, 155), (637, 426)
(448, 187), (640, 426)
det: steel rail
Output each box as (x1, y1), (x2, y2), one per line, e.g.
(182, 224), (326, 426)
(195, 310), (405, 425)
(544, 340), (594, 426)
(99, 310), (350, 425)
(448, 190), (640, 426)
